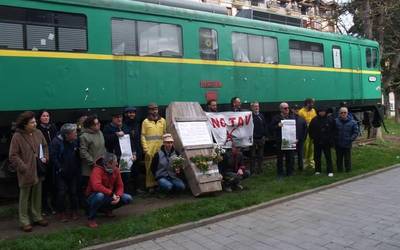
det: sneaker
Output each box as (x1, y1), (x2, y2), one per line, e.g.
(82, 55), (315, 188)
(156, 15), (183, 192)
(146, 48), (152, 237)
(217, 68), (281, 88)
(21, 224), (33, 232)
(34, 219), (49, 227)
(315, 172), (321, 175)
(328, 173), (334, 177)
(87, 220), (98, 228)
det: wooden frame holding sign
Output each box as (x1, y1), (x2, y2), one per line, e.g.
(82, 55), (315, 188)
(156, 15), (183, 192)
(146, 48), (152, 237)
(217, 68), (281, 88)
(166, 102), (222, 196)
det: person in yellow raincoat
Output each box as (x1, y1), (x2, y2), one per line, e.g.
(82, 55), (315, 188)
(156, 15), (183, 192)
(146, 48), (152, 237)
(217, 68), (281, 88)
(298, 98), (317, 168)
(141, 103), (166, 191)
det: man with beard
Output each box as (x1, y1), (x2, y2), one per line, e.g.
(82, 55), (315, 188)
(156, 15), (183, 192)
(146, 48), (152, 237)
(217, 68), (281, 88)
(141, 103), (166, 192)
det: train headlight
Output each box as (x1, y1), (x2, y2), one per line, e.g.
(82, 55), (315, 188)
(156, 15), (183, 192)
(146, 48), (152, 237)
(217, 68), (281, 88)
(369, 76), (377, 82)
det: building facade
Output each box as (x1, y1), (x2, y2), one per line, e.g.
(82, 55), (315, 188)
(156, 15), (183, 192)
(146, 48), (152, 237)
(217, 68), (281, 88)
(200, 0), (338, 32)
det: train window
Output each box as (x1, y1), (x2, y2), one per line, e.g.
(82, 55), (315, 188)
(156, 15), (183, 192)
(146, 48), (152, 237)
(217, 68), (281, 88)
(0, 5), (87, 52)
(332, 46), (342, 68)
(289, 40), (324, 67)
(366, 48), (379, 68)
(111, 19), (137, 55)
(59, 27), (87, 52)
(0, 22), (24, 49)
(232, 33), (249, 62)
(138, 21), (182, 57)
(26, 25), (56, 51)
(199, 28), (218, 60)
(232, 32), (278, 63)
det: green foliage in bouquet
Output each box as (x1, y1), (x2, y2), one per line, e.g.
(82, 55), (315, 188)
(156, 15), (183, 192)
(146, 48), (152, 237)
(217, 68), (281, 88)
(170, 155), (185, 171)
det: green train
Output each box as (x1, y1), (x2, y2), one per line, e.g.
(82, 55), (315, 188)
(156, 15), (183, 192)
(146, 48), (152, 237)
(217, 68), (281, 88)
(0, 0), (381, 191)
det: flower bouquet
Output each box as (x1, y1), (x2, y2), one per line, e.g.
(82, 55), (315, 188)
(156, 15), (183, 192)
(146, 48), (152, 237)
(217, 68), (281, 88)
(170, 155), (185, 172)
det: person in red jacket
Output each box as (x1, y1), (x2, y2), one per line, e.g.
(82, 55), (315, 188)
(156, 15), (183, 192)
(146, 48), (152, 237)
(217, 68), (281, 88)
(86, 152), (133, 228)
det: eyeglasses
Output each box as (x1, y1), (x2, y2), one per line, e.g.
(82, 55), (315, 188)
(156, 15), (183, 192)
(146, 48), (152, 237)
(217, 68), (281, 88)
(340, 112), (348, 114)
(282, 107), (289, 110)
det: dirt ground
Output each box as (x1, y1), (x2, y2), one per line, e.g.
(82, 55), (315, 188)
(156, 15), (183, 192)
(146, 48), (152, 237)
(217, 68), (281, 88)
(0, 194), (196, 240)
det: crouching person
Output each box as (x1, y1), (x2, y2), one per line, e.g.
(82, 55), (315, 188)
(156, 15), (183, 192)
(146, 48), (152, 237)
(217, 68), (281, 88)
(50, 123), (81, 222)
(220, 144), (250, 192)
(86, 152), (132, 228)
(151, 134), (185, 193)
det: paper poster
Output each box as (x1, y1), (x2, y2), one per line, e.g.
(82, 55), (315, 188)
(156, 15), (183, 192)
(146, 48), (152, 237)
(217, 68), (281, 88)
(40, 39), (46, 46)
(176, 121), (213, 147)
(48, 33), (55, 40)
(119, 135), (133, 172)
(281, 119), (297, 150)
(206, 112), (254, 148)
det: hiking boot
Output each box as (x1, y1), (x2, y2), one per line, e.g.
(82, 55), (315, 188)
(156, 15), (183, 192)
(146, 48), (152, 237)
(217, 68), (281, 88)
(34, 219), (49, 227)
(87, 220), (98, 228)
(58, 212), (68, 223)
(21, 224), (33, 232)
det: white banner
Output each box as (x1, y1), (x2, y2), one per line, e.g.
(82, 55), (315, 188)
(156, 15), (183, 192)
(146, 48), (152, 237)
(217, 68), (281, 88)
(206, 112), (254, 148)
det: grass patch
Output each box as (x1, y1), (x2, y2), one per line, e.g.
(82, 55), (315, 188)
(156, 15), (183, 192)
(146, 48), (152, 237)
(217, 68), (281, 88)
(1, 139), (400, 250)
(0, 205), (18, 220)
(384, 118), (400, 136)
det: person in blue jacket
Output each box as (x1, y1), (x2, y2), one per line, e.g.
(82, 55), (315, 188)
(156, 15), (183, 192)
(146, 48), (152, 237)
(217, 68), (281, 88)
(334, 107), (359, 172)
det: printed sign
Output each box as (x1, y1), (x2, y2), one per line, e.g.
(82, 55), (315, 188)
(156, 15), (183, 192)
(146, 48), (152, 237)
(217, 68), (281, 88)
(281, 119), (297, 150)
(176, 121), (213, 147)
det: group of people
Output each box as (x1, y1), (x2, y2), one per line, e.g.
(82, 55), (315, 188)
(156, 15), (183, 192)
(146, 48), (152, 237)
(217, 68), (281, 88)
(8, 97), (359, 232)
(207, 97), (359, 182)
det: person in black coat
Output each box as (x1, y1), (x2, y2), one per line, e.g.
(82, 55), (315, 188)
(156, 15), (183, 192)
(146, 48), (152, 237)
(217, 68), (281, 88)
(50, 123), (81, 221)
(123, 106), (144, 193)
(309, 107), (335, 176)
(250, 101), (268, 174)
(291, 105), (308, 171)
(37, 110), (58, 215)
(270, 102), (295, 178)
(103, 111), (137, 194)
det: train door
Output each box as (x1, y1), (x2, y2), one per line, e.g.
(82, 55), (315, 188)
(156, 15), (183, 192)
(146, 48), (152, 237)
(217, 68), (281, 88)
(349, 44), (363, 101)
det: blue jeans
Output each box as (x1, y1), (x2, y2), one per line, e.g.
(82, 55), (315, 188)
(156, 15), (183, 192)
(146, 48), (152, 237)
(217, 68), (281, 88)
(87, 192), (132, 219)
(158, 177), (185, 192)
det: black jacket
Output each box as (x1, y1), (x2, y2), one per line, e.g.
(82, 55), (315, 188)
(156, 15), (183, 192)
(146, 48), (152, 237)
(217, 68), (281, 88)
(269, 113), (296, 144)
(294, 115), (308, 143)
(252, 112), (268, 139)
(50, 134), (81, 179)
(38, 123), (58, 146)
(124, 118), (142, 159)
(103, 123), (135, 160)
(309, 115), (335, 146)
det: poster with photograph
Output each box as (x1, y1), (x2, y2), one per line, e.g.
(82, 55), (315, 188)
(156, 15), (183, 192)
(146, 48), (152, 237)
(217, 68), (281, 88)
(119, 135), (133, 172)
(281, 119), (297, 150)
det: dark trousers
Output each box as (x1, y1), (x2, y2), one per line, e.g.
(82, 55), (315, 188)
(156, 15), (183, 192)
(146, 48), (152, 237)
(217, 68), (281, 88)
(223, 170), (251, 188)
(87, 192), (132, 220)
(277, 150), (294, 177)
(42, 163), (56, 212)
(336, 146), (352, 172)
(314, 144), (333, 174)
(250, 137), (265, 174)
(80, 176), (90, 210)
(56, 175), (79, 213)
(296, 140), (304, 171)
